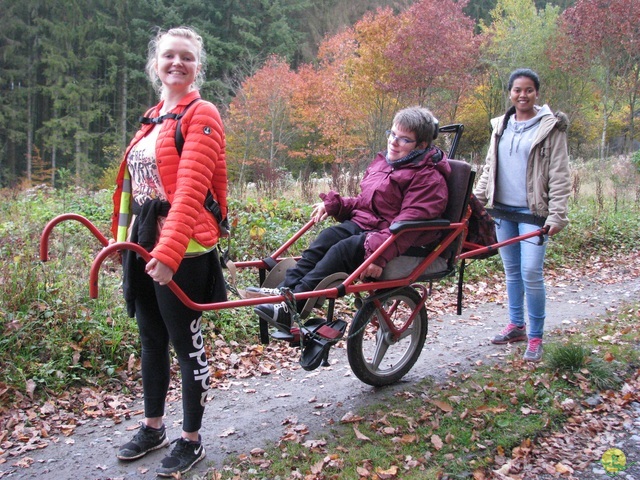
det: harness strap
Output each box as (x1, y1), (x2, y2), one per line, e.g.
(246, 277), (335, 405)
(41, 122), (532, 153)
(138, 98), (201, 131)
(487, 208), (546, 227)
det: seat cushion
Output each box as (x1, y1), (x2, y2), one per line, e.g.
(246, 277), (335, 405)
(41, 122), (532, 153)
(380, 255), (448, 280)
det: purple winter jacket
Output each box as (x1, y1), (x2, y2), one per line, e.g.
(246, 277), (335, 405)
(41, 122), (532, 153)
(320, 147), (450, 268)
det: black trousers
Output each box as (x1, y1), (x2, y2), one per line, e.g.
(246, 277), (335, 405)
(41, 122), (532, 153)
(130, 251), (216, 433)
(283, 220), (366, 308)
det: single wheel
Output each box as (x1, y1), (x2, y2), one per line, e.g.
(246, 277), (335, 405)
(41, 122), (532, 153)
(347, 286), (428, 386)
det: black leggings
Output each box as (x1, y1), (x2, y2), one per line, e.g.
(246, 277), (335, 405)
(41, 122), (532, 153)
(283, 220), (366, 308)
(131, 252), (214, 433)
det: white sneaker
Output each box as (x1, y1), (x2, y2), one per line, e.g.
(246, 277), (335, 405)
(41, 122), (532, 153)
(244, 286), (281, 298)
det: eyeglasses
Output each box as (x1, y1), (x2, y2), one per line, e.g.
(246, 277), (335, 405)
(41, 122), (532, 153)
(386, 130), (417, 146)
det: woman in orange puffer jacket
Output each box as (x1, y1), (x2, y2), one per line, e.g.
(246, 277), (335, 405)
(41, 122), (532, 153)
(111, 26), (226, 478)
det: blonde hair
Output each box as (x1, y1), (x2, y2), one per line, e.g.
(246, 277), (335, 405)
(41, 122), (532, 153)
(145, 26), (207, 95)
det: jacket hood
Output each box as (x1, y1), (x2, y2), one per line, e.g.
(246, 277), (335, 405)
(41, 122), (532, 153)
(493, 104), (569, 135)
(431, 147), (451, 179)
(416, 146), (451, 179)
(380, 145), (450, 178)
(537, 104), (553, 118)
(554, 110), (569, 132)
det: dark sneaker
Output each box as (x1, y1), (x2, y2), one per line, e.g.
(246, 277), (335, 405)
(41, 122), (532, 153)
(491, 323), (527, 344)
(245, 286), (281, 298)
(116, 422), (168, 460)
(254, 301), (292, 333)
(523, 338), (543, 362)
(156, 436), (205, 477)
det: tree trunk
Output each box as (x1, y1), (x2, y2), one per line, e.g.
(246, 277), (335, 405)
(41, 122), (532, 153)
(600, 109), (608, 161)
(627, 66), (639, 154)
(51, 145), (56, 187)
(120, 64), (128, 148)
(75, 136), (81, 186)
(26, 51), (34, 184)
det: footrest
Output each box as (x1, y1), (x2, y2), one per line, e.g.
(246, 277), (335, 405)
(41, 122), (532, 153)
(271, 331), (296, 342)
(271, 317), (326, 344)
(314, 324), (345, 339)
(299, 320), (348, 371)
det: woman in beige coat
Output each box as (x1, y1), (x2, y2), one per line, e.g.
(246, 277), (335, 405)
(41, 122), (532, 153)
(474, 68), (571, 362)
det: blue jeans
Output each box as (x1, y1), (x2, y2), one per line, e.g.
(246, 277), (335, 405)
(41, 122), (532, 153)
(495, 206), (548, 339)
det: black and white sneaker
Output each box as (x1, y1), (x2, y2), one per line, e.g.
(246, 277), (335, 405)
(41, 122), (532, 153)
(116, 422), (169, 460)
(245, 286), (281, 298)
(156, 436), (206, 477)
(254, 301), (292, 333)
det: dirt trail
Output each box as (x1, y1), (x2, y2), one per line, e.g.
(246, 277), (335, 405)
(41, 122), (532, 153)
(3, 259), (640, 480)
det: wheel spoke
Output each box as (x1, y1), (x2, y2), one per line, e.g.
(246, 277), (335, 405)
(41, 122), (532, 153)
(368, 327), (390, 369)
(396, 324), (414, 341)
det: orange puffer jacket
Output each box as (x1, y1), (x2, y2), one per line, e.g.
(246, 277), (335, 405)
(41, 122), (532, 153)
(111, 90), (227, 273)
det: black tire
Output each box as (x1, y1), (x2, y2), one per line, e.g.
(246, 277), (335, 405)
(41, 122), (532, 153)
(346, 286), (428, 387)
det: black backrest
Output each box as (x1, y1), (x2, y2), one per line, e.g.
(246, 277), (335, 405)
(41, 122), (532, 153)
(440, 159), (474, 268)
(443, 159), (473, 223)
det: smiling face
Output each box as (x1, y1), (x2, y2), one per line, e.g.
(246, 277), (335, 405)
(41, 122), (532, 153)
(155, 35), (200, 96)
(509, 76), (538, 121)
(386, 124), (428, 162)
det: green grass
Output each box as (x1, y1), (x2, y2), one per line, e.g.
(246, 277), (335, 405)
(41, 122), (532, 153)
(545, 342), (622, 390)
(217, 304), (640, 479)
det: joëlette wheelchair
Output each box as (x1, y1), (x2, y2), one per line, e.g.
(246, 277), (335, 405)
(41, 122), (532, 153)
(40, 124), (547, 387)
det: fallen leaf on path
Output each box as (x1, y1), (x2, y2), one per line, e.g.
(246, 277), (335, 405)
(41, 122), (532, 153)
(430, 400), (453, 412)
(353, 426), (370, 441)
(375, 465), (399, 479)
(340, 411), (363, 423)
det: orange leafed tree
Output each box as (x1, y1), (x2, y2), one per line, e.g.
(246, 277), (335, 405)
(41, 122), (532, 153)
(293, 7), (426, 167)
(291, 9), (404, 168)
(386, 0), (479, 121)
(229, 1), (480, 179)
(293, 1), (479, 167)
(226, 55), (302, 185)
(555, 0), (640, 156)
(291, 29), (364, 165)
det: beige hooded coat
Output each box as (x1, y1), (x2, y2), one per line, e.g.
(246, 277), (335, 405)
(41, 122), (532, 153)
(474, 106), (571, 232)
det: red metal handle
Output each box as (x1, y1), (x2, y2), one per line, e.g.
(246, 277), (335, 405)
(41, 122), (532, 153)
(39, 213), (338, 311)
(40, 213), (109, 262)
(458, 225), (549, 261)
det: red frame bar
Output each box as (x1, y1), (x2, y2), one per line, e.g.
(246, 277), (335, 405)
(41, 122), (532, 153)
(371, 283), (429, 341)
(40, 213), (547, 312)
(459, 225), (548, 261)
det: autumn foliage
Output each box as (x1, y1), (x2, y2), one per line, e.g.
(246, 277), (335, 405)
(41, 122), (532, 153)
(556, 0), (640, 155)
(225, 0), (640, 184)
(225, 0), (480, 183)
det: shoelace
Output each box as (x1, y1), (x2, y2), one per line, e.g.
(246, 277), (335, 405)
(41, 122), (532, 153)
(527, 338), (542, 352)
(275, 302), (289, 314)
(133, 423), (162, 442)
(169, 438), (198, 459)
(501, 323), (522, 335)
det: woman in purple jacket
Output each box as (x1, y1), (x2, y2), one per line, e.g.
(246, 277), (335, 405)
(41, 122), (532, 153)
(254, 106), (451, 332)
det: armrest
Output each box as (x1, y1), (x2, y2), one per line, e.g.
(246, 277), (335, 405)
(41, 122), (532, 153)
(389, 219), (450, 234)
